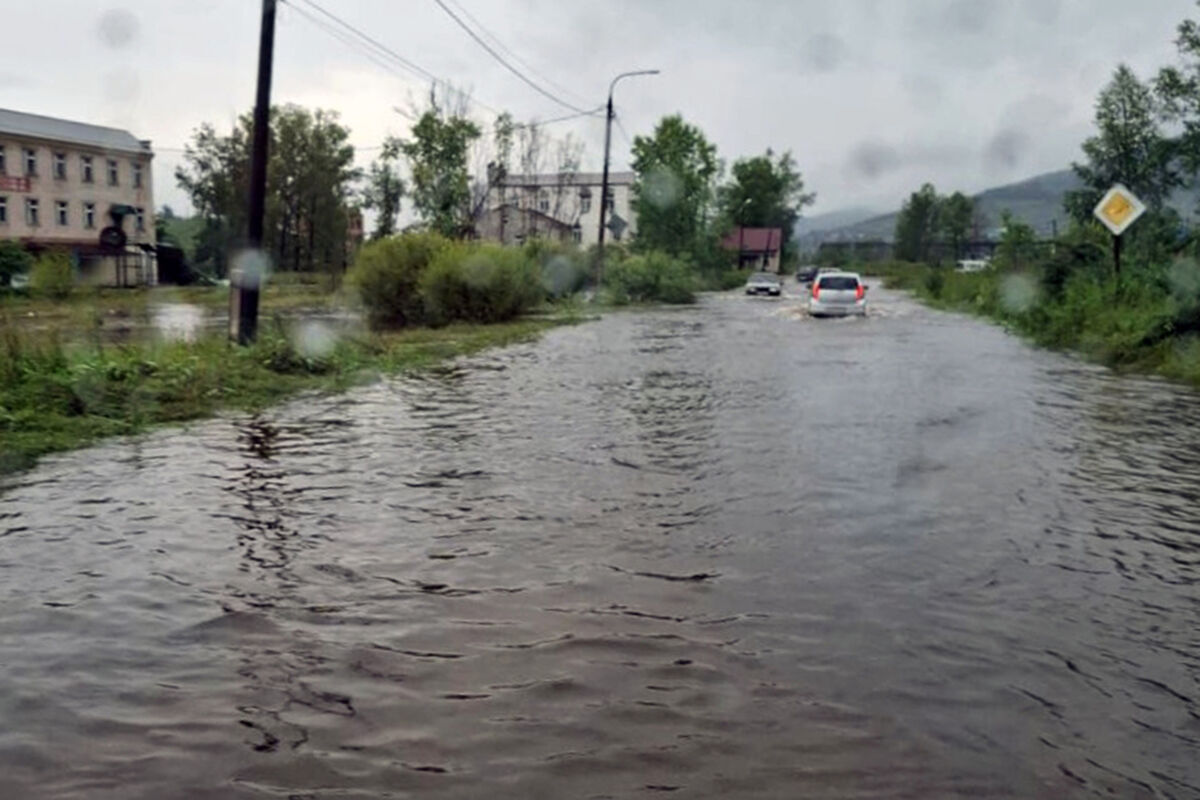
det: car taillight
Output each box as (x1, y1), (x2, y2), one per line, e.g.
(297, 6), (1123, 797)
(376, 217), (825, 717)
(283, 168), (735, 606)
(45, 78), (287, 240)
(856, 283), (864, 300)
(812, 283), (820, 299)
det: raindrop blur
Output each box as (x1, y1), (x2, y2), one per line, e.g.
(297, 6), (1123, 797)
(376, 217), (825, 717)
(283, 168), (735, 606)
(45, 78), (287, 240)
(542, 254), (582, 297)
(292, 320), (338, 359)
(986, 129), (1030, 169)
(97, 8), (139, 49)
(642, 167), (683, 210)
(1167, 257), (1200, 299)
(1000, 272), (1039, 313)
(103, 71), (140, 104)
(848, 141), (900, 180)
(232, 249), (272, 288)
(802, 33), (846, 73)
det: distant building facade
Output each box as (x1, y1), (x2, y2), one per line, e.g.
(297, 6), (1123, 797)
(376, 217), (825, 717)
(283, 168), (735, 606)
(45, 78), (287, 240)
(0, 108), (156, 287)
(477, 171), (636, 247)
(722, 227), (783, 272)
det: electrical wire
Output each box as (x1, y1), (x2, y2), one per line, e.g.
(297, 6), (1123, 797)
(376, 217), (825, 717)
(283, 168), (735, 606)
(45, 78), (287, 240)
(430, 0), (595, 115)
(441, 0), (594, 109)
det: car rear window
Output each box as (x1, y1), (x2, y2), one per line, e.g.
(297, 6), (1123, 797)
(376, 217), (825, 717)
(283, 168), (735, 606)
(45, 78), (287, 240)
(817, 276), (858, 290)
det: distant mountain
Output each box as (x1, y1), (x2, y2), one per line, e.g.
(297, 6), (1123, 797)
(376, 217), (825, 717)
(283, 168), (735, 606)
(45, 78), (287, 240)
(799, 168), (1200, 248)
(793, 206), (882, 237)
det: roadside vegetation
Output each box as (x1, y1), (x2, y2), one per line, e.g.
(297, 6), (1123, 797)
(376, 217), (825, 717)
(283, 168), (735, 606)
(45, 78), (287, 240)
(841, 5), (1200, 388)
(0, 311), (579, 477)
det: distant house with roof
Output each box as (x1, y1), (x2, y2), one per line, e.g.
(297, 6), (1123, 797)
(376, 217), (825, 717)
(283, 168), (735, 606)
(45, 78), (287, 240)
(723, 227), (783, 272)
(477, 170), (636, 247)
(0, 108), (156, 287)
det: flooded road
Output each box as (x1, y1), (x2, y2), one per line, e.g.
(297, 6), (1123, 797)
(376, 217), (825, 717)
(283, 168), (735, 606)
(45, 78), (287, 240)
(2, 284), (1198, 798)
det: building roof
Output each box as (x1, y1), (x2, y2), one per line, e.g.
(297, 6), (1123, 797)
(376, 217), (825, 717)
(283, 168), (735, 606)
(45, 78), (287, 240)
(722, 227), (783, 252)
(0, 108), (150, 155)
(481, 203), (576, 231)
(501, 171), (634, 188)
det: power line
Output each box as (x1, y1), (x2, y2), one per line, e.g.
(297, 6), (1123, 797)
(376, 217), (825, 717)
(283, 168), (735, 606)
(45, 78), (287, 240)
(430, 0), (595, 116)
(441, 0), (593, 109)
(284, 1), (443, 98)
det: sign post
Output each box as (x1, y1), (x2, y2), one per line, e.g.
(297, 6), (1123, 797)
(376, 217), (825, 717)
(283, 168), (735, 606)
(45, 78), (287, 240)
(1092, 184), (1146, 278)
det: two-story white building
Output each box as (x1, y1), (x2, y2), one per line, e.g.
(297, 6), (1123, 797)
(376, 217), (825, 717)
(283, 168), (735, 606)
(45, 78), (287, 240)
(0, 108), (156, 287)
(475, 171), (636, 248)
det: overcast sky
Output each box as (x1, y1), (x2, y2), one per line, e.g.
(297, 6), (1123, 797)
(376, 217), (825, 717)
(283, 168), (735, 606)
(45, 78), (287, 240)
(0, 0), (1192, 217)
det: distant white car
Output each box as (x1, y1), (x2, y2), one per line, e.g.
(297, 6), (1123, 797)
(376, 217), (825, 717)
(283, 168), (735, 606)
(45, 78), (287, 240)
(744, 272), (782, 297)
(8, 273), (29, 290)
(955, 259), (990, 273)
(810, 271), (868, 317)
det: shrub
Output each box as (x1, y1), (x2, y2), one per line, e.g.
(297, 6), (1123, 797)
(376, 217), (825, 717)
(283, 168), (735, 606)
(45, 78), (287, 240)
(0, 240), (33, 287)
(30, 251), (74, 299)
(421, 242), (544, 325)
(604, 250), (696, 305)
(347, 232), (449, 328)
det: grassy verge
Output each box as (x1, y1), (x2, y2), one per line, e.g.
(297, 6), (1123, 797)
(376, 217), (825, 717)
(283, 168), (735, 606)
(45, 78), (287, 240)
(869, 260), (1200, 387)
(0, 279), (342, 339)
(0, 311), (583, 477)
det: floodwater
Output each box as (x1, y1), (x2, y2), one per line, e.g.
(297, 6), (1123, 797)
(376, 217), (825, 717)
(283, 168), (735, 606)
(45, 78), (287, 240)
(1, 284), (1198, 799)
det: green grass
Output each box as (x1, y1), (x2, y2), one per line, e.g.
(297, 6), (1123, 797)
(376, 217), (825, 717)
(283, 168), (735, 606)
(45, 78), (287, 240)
(0, 312), (581, 477)
(867, 260), (1200, 387)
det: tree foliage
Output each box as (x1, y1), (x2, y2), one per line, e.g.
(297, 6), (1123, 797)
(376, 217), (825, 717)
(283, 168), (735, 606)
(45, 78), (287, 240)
(718, 149), (814, 263)
(939, 191), (975, 260)
(1066, 64), (1177, 222)
(399, 97), (482, 238)
(362, 137), (406, 240)
(176, 104), (359, 276)
(894, 183), (941, 262)
(631, 115), (720, 258)
(1157, 4), (1200, 178)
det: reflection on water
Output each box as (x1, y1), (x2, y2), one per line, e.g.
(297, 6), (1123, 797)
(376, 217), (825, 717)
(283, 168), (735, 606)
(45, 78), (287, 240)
(151, 302), (208, 343)
(0, 288), (1197, 798)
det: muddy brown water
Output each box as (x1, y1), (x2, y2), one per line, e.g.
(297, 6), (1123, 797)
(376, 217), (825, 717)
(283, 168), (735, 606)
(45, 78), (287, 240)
(1, 286), (1198, 798)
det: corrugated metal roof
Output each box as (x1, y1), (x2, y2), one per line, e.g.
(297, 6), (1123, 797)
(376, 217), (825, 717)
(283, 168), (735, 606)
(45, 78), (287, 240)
(501, 171), (634, 187)
(0, 108), (149, 154)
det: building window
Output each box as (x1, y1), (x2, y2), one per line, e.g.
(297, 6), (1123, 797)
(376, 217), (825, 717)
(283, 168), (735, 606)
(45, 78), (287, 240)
(107, 159), (119, 186)
(605, 190), (615, 213)
(84, 202), (95, 229)
(0, 147), (6, 175)
(82, 156), (94, 183)
(56, 200), (68, 226)
(25, 198), (39, 227)
(24, 148), (37, 177)
(132, 162), (142, 189)
(0, 196), (6, 223)
(571, 224), (582, 244)
(537, 191), (549, 213)
(135, 207), (145, 231)
(579, 191), (592, 215)
(53, 153), (67, 180)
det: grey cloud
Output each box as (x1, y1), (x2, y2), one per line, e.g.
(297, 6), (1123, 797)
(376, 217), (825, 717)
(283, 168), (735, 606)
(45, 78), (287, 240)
(847, 141), (902, 180)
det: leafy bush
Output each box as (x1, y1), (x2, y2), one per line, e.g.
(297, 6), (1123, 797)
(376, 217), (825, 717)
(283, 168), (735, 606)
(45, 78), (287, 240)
(421, 242), (544, 325)
(347, 232), (449, 328)
(0, 240), (33, 287)
(603, 250), (696, 304)
(30, 251), (74, 299)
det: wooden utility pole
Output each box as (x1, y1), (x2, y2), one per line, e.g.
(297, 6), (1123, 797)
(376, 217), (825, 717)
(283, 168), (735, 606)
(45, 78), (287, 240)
(230, 0), (276, 345)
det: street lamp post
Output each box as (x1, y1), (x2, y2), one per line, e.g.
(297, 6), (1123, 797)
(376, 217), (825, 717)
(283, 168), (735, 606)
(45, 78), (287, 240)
(596, 69), (659, 286)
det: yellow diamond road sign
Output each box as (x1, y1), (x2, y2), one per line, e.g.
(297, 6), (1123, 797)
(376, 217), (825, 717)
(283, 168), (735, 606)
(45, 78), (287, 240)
(1093, 184), (1146, 236)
